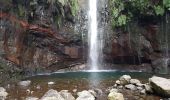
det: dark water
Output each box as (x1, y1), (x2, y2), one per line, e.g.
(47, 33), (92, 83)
(6, 71), (170, 100)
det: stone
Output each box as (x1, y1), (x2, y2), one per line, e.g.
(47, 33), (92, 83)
(130, 79), (141, 85)
(136, 83), (144, 87)
(40, 89), (64, 100)
(73, 89), (77, 93)
(76, 90), (95, 100)
(114, 84), (117, 88)
(60, 90), (75, 100)
(26, 97), (39, 100)
(36, 85), (41, 90)
(93, 88), (103, 95)
(125, 84), (137, 91)
(108, 92), (124, 100)
(48, 82), (55, 85)
(0, 87), (8, 100)
(144, 84), (153, 93)
(119, 75), (131, 85)
(140, 89), (146, 95)
(137, 87), (143, 91)
(149, 76), (170, 97)
(110, 89), (118, 93)
(18, 80), (31, 87)
(115, 80), (121, 85)
(88, 90), (97, 97)
(117, 86), (123, 89)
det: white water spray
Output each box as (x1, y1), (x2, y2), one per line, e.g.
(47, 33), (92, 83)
(88, 0), (99, 70)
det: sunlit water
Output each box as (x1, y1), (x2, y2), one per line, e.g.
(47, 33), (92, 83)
(88, 0), (99, 70)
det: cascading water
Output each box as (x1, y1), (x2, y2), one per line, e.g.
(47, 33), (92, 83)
(88, 0), (99, 70)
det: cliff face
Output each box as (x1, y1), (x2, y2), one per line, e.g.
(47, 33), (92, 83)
(0, 0), (83, 74)
(0, 0), (170, 75)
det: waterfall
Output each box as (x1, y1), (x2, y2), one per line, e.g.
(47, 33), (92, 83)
(88, 0), (99, 70)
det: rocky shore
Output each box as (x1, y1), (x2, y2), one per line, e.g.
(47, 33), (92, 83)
(1, 74), (170, 100)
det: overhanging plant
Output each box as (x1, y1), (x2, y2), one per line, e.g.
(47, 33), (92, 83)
(109, 0), (170, 29)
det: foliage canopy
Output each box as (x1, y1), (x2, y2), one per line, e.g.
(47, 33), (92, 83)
(109, 0), (170, 28)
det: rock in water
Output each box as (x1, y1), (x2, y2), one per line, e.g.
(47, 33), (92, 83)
(40, 89), (65, 100)
(18, 80), (31, 87)
(119, 75), (131, 85)
(76, 90), (95, 100)
(108, 92), (124, 100)
(0, 87), (8, 100)
(149, 76), (170, 97)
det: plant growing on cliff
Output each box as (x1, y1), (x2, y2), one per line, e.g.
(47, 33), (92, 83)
(69, 0), (79, 16)
(109, 0), (170, 29)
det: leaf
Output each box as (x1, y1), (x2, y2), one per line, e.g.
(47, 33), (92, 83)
(118, 15), (127, 26)
(154, 6), (165, 16)
(112, 8), (119, 18)
(163, 0), (170, 8)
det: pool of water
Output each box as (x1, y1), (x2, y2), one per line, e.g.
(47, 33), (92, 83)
(6, 71), (170, 100)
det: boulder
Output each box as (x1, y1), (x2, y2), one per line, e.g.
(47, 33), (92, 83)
(130, 79), (141, 85)
(149, 76), (170, 97)
(76, 90), (95, 100)
(119, 75), (131, 85)
(40, 89), (64, 100)
(18, 80), (31, 87)
(108, 92), (124, 100)
(0, 87), (8, 100)
(125, 84), (137, 91)
(60, 90), (75, 100)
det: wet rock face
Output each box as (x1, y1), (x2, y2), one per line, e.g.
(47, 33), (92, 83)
(151, 58), (170, 74)
(0, 0), (83, 72)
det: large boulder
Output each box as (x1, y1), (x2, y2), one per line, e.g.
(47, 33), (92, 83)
(40, 89), (65, 100)
(76, 90), (95, 100)
(108, 91), (124, 100)
(149, 76), (170, 97)
(119, 75), (131, 85)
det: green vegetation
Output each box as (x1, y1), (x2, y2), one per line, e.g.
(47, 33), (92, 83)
(70, 0), (79, 16)
(109, 0), (170, 29)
